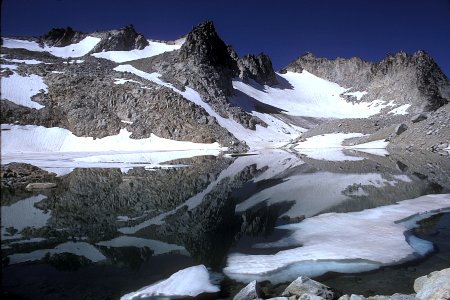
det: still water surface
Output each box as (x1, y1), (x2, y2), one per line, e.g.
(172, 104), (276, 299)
(2, 150), (450, 299)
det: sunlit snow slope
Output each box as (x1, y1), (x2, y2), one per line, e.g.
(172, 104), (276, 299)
(233, 71), (396, 119)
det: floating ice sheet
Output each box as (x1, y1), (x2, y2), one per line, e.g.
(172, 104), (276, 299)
(225, 194), (450, 283)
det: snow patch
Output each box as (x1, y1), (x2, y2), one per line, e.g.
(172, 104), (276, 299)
(388, 104), (411, 115)
(120, 265), (219, 299)
(1, 71), (47, 109)
(225, 194), (450, 283)
(1, 125), (224, 153)
(343, 90), (368, 100)
(2, 58), (44, 65)
(294, 133), (389, 160)
(2, 36), (101, 58)
(92, 40), (182, 62)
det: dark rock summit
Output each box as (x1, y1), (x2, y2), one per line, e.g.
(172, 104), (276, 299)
(40, 27), (86, 47)
(91, 24), (149, 52)
(238, 53), (278, 86)
(129, 21), (275, 131)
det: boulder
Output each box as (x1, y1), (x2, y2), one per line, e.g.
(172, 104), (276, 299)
(395, 124), (408, 135)
(414, 268), (450, 300)
(282, 277), (335, 300)
(411, 113), (428, 123)
(233, 280), (262, 300)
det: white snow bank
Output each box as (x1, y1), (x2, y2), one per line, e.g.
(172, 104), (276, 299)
(294, 133), (389, 160)
(1, 71), (47, 109)
(1, 124), (224, 153)
(92, 40), (182, 62)
(388, 104), (411, 115)
(296, 133), (365, 149)
(233, 71), (395, 118)
(225, 194), (450, 283)
(120, 265), (219, 299)
(1, 195), (49, 240)
(343, 90), (368, 100)
(2, 37), (101, 58)
(2, 58), (44, 64)
(348, 139), (389, 156)
(96, 236), (186, 256)
(114, 65), (302, 148)
(8, 241), (106, 264)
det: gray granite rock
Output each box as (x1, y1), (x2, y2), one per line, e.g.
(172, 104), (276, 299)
(414, 268), (450, 300)
(282, 277), (335, 300)
(233, 280), (262, 300)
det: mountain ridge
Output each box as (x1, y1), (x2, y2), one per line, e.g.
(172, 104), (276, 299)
(1, 21), (449, 154)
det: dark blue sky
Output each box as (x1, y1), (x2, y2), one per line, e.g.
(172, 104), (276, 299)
(2, 0), (450, 76)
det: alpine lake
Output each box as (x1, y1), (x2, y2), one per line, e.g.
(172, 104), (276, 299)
(2, 149), (450, 300)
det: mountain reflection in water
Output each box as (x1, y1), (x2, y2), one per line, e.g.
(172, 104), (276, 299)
(2, 150), (450, 299)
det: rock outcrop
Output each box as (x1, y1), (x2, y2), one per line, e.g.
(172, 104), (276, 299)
(40, 27), (86, 47)
(129, 21), (275, 130)
(237, 53), (278, 86)
(414, 268), (450, 300)
(90, 24), (149, 52)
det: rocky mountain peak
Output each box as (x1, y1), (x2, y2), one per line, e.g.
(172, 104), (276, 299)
(91, 24), (149, 52)
(237, 53), (278, 86)
(282, 49), (449, 112)
(40, 27), (86, 47)
(180, 21), (235, 69)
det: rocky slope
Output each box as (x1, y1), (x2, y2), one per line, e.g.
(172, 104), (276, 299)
(129, 21), (276, 130)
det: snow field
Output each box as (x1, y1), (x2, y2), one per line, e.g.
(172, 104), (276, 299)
(2, 37), (101, 58)
(1, 125), (224, 153)
(294, 133), (389, 160)
(92, 40), (182, 62)
(233, 71), (396, 118)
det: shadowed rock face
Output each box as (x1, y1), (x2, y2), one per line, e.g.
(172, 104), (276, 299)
(282, 51), (450, 112)
(90, 24), (149, 52)
(40, 27), (86, 47)
(180, 21), (236, 71)
(238, 53), (278, 86)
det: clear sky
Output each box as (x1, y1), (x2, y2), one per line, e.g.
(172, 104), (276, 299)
(1, 0), (449, 76)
